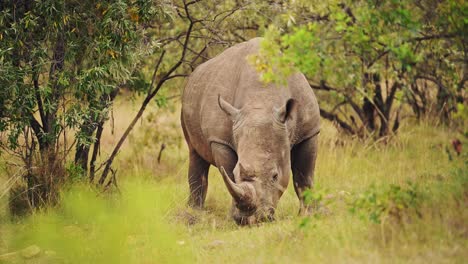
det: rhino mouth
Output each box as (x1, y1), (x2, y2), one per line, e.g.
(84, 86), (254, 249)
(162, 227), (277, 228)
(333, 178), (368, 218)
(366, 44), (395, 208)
(232, 207), (276, 225)
(220, 166), (277, 225)
(233, 214), (255, 225)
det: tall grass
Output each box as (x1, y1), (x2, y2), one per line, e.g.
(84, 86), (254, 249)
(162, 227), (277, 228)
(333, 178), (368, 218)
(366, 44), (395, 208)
(7, 180), (193, 263)
(0, 98), (466, 263)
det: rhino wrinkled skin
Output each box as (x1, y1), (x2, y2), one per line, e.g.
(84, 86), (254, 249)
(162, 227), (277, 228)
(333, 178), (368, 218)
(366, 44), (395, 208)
(181, 38), (320, 225)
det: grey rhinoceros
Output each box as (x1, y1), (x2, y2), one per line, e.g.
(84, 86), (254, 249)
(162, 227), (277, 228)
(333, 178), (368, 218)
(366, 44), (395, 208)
(181, 38), (320, 225)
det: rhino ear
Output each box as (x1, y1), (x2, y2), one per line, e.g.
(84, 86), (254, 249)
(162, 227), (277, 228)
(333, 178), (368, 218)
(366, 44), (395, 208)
(218, 95), (240, 119)
(274, 98), (297, 123)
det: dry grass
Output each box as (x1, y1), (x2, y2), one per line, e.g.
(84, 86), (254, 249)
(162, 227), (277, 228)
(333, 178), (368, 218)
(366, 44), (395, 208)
(0, 96), (466, 263)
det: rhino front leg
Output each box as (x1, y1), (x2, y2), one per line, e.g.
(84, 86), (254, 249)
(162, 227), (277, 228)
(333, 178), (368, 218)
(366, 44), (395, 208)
(211, 142), (237, 181)
(187, 150), (210, 208)
(291, 134), (318, 215)
(211, 142), (239, 216)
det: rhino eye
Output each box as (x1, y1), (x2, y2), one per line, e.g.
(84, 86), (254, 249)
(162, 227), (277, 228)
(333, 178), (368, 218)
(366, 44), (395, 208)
(243, 176), (255, 182)
(272, 173), (278, 182)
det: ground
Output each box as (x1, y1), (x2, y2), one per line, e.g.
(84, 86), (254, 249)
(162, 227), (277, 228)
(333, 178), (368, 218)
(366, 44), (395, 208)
(0, 95), (466, 263)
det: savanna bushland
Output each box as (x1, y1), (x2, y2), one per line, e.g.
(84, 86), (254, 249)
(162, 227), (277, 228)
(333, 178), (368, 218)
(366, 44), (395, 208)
(0, 0), (466, 263)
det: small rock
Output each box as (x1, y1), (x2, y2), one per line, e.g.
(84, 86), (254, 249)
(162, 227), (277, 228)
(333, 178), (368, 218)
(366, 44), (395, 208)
(177, 240), (186, 245)
(21, 245), (41, 259)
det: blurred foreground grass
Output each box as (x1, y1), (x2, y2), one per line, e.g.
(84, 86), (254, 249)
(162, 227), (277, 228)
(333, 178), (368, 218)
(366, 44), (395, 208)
(0, 98), (466, 263)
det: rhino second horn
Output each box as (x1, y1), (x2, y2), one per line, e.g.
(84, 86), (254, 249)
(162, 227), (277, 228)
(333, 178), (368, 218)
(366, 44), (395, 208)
(218, 95), (240, 119)
(220, 166), (256, 207)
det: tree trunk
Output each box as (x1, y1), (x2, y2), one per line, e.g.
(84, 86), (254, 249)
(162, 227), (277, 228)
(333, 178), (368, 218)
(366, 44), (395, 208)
(362, 97), (375, 131)
(74, 87), (120, 179)
(24, 31), (66, 209)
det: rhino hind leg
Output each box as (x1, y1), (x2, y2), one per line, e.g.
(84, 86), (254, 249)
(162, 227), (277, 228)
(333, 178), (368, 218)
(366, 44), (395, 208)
(291, 134), (319, 215)
(187, 150), (210, 208)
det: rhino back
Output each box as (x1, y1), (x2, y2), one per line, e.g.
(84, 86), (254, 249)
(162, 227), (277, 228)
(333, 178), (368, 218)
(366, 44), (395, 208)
(181, 38), (320, 164)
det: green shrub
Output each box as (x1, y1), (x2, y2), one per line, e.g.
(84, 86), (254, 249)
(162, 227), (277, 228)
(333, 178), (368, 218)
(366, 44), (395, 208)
(349, 182), (422, 224)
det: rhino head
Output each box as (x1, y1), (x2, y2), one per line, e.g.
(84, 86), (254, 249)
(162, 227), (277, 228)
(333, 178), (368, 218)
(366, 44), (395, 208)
(218, 95), (296, 225)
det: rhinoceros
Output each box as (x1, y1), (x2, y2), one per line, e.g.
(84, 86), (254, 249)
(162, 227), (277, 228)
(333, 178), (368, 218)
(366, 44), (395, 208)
(181, 38), (320, 225)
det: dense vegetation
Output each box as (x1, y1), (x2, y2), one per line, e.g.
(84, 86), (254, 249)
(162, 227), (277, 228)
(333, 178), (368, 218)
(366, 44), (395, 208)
(0, 0), (466, 263)
(255, 0), (467, 136)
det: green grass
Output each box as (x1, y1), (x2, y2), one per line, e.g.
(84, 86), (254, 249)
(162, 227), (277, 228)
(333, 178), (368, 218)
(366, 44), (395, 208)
(0, 104), (466, 263)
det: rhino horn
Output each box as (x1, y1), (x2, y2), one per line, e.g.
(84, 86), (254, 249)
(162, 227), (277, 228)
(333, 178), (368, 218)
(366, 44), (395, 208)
(218, 95), (240, 119)
(220, 166), (256, 207)
(239, 162), (248, 176)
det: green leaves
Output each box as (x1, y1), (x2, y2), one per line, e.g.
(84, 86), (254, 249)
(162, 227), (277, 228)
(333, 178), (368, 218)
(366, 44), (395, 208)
(251, 0), (465, 136)
(282, 25), (321, 77)
(250, 24), (321, 84)
(0, 0), (159, 156)
(254, 0), (431, 83)
(349, 182), (422, 224)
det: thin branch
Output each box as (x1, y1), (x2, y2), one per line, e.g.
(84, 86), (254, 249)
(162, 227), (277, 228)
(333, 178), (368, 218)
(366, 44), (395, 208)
(28, 115), (44, 150)
(147, 51), (167, 96)
(319, 108), (355, 135)
(33, 72), (45, 125)
(186, 0), (202, 7)
(330, 100), (347, 113)
(367, 50), (389, 68)
(310, 80), (365, 121)
(411, 33), (458, 42)
(164, 74), (189, 81)
(189, 45), (208, 65)
(415, 75), (445, 90)
(309, 80), (337, 91)
(385, 81), (400, 114)
(98, 1), (197, 185)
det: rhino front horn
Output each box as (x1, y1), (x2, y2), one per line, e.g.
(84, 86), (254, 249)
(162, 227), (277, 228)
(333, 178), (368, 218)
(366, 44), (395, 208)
(220, 166), (256, 208)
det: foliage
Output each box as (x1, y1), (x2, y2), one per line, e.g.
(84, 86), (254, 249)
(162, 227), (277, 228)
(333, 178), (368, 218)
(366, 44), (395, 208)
(452, 102), (468, 131)
(253, 0), (467, 137)
(0, 0), (159, 206)
(0, 0), (158, 149)
(349, 182), (422, 224)
(298, 186), (333, 228)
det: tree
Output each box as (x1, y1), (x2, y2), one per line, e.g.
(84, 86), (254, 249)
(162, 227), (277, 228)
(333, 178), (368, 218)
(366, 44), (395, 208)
(0, 0), (159, 207)
(253, 0), (467, 137)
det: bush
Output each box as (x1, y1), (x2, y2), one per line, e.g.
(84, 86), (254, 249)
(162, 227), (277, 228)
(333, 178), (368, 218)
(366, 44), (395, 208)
(349, 181), (422, 224)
